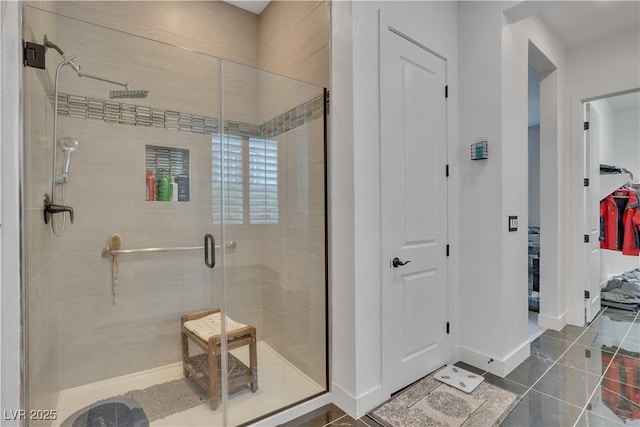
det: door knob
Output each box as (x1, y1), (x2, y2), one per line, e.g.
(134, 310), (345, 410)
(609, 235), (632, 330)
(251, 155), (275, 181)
(392, 257), (411, 268)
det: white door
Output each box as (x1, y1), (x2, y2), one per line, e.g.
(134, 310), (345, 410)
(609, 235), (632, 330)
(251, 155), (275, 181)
(584, 103), (601, 322)
(380, 27), (449, 395)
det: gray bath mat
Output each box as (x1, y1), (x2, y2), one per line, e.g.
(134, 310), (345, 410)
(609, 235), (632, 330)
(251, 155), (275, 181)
(60, 375), (208, 426)
(120, 376), (208, 421)
(368, 367), (521, 427)
(60, 398), (148, 427)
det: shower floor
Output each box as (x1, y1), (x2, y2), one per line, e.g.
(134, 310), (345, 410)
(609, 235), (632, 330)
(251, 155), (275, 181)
(55, 341), (324, 426)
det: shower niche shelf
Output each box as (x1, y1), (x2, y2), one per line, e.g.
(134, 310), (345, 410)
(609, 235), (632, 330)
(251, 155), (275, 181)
(145, 145), (190, 202)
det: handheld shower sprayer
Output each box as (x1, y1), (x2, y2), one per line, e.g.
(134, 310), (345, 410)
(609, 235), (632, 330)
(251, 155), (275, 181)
(57, 138), (79, 184)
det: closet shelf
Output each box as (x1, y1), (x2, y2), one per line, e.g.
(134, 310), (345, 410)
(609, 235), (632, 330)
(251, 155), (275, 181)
(600, 172), (632, 202)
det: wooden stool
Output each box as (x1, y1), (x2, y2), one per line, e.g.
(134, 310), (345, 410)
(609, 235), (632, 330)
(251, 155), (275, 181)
(180, 308), (258, 410)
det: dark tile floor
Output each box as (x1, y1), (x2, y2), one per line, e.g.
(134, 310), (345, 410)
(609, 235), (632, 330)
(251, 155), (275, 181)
(281, 307), (640, 426)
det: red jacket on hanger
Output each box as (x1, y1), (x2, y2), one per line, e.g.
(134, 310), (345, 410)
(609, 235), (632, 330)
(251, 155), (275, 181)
(600, 188), (640, 256)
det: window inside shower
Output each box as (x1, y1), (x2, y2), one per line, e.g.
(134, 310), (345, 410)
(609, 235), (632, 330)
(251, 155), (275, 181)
(213, 135), (279, 225)
(21, 4), (328, 426)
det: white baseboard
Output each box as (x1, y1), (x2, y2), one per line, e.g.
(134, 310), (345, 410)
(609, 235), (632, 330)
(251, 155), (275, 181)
(249, 393), (332, 426)
(330, 382), (384, 419)
(538, 311), (567, 331)
(458, 340), (530, 377)
(354, 385), (383, 418)
(331, 382), (357, 417)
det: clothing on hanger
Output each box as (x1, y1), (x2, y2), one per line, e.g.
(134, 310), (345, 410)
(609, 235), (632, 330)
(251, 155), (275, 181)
(600, 186), (640, 256)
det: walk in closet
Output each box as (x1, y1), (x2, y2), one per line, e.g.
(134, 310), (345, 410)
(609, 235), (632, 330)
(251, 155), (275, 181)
(592, 91), (640, 313)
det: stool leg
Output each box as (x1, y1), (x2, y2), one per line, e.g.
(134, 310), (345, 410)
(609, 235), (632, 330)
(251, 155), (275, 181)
(209, 343), (219, 410)
(249, 330), (258, 392)
(181, 331), (190, 377)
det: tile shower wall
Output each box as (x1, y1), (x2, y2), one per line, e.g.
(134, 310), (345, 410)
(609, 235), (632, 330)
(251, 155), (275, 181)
(22, 8), (61, 423)
(257, 1), (328, 386)
(259, 1), (329, 88)
(56, 116), (217, 388)
(23, 3), (261, 389)
(28, 1), (260, 67)
(262, 118), (326, 386)
(258, 1), (329, 123)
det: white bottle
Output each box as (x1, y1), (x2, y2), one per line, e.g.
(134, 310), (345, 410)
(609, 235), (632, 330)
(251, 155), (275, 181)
(171, 177), (178, 202)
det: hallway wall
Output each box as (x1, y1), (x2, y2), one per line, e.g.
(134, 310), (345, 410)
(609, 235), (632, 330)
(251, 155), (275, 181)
(458, 3), (568, 374)
(331, 0), (459, 417)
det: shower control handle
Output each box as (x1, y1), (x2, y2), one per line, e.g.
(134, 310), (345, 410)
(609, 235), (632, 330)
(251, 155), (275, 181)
(204, 233), (215, 269)
(43, 194), (74, 224)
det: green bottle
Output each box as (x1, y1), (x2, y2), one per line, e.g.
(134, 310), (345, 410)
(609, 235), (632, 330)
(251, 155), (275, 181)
(158, 171), (170, 201)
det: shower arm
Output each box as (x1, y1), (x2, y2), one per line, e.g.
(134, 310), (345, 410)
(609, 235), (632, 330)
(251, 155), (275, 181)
(44, 36), (131, 91)
(75, 71), (129, 91)
(43, 35), (65, 57)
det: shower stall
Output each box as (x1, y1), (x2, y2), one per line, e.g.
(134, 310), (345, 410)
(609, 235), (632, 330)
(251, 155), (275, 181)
(22, 5), (327, 426)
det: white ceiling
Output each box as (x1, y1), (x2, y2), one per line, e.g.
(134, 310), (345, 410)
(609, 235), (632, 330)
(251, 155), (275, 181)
(537, 1), (640, 49)
(227, 1), (640, 43)
(225, 0), (270, 15)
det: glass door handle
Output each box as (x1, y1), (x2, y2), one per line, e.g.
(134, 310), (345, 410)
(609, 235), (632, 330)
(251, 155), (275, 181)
(204, 233), (216, 268)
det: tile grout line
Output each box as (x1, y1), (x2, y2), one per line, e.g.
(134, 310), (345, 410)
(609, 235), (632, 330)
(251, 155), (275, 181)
(321, 413), (348, 427)
(571, 309), (640, 427)
(519, 307), (609, 398)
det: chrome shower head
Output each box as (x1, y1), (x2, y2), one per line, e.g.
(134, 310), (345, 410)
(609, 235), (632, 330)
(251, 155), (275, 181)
(109, 90), (149, 99)
(58, 138), (79, 182)
(59, 138), (79, 153)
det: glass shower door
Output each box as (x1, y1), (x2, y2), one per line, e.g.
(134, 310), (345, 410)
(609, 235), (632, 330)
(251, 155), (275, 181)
(220, 60), (327, 425)
(22, 5), (327, 426)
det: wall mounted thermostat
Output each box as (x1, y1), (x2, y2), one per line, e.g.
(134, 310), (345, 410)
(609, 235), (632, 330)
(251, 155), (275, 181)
(508, 216), (518, 232)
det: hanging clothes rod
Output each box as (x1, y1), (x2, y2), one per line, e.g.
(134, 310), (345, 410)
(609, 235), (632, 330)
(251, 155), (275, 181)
(102, 241), (237, 257)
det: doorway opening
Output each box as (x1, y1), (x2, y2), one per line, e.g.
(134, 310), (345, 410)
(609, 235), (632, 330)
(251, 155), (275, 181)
(585, 90), (640, 317)
(527, 41), (561, 335)
(527, 65), (542, 339)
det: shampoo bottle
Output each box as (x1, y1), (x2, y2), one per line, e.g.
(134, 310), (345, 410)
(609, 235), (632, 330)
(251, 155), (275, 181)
(146, 170), (155, 201)
(158, 171), (170, 201)
(171, 177), (178, 202)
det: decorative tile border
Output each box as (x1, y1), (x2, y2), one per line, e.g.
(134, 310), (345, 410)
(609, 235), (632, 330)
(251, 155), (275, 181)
(225, 120), (261, 138)
(27, 25), (328, 140)
(50, 92), (218, 135)
(260, 94), (325, 139)
(48, 91), (327, 139)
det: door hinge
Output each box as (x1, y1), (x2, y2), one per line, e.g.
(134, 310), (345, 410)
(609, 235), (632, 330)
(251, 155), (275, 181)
(445, 85), (449, 98)
(446, 322), (450, 334)
(584, 290), (590, 299)
(584, 121), (590, 130)
(446, 164), (450, 177)
(584, 178), (590, 187)
(23, 40), (46, 69)
(446, 244), (450, 257)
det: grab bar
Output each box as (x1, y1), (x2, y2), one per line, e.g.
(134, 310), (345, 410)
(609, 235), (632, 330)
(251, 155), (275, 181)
(102, 241), (237, 257)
